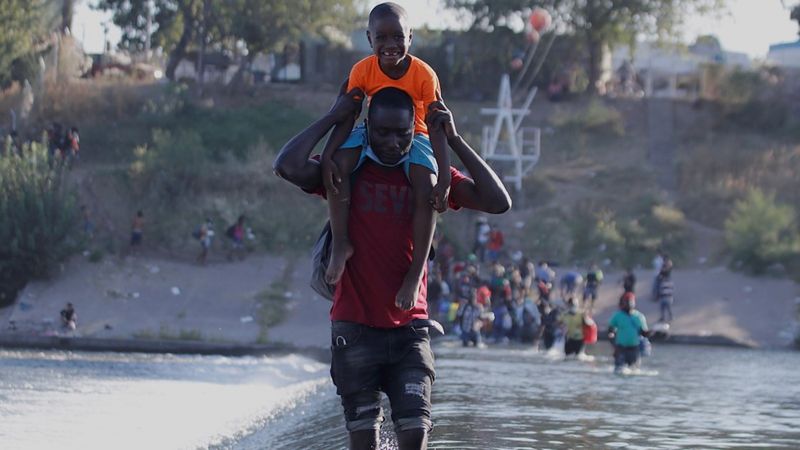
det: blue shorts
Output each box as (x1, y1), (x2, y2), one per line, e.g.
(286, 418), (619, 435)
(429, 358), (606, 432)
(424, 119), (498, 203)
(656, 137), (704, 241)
(341, 124), (438, 178)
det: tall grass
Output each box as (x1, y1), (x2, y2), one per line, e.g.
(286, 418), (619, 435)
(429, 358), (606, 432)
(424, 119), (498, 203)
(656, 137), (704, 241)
(0, 142), (80, 305)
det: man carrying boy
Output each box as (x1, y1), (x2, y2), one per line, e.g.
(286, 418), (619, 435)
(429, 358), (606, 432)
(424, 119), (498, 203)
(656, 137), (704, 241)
(274, 85), (510, 449)
(321, 3), (450, 315)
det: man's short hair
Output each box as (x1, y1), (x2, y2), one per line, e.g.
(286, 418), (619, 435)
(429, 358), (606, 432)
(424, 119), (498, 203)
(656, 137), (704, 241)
(368, 87), (415, 122)
(368, 2), (408, 27)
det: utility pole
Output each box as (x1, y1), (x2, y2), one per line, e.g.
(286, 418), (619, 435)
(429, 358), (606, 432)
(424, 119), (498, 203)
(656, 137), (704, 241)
(145, 0), (154, 62)
(197, 0), (210, 96)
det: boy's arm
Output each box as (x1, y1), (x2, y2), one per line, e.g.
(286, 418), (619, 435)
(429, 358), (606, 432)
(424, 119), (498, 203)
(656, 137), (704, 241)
(273, 87), (363, 191)
(426, 101), (512, 214)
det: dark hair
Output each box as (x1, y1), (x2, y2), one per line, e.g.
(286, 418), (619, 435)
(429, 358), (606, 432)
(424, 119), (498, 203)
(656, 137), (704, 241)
(368, 2), (408, 27)
(367, 87), (414, 122)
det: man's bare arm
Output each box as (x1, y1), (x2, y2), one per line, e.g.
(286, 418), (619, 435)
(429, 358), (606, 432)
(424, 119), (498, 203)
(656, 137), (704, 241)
(426, 102), (511, 214)
(272, 87), (363, 191)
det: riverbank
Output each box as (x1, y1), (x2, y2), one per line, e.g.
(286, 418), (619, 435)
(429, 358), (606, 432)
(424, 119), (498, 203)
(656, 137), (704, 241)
(1, 253), (798, 354)
(0, 324), (755, 360)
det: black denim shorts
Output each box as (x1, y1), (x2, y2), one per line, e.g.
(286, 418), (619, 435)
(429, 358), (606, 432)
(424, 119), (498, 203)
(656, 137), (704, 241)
(614, 345), (640, 368)
(330, 320), (436, 433)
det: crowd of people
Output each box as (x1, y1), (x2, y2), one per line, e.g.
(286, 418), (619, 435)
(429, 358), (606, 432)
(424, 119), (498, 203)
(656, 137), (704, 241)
(427, 225), (676, 371)
(1, 121), (80, 161)
(46, 122), (80, 161)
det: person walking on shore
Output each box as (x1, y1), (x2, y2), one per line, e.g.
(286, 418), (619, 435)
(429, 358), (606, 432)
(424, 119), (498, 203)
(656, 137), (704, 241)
(196, 218), (214, 265)
(656, 273), (675, 323)
(130, 210), (144, 254)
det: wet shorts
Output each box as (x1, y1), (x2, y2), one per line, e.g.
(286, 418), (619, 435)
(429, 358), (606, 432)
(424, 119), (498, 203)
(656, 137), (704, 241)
(330, 320), (436, 434)
(614, 345), (640, 368)
(341, 124), (438, 178)
(564, 338), (584, 355)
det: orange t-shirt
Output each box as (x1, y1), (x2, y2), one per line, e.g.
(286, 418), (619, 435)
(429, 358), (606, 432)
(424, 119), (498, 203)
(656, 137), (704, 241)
(347, 54), (440, 136)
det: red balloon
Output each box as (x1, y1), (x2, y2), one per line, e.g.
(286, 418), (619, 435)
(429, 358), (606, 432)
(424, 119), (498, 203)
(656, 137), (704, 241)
(529, 7), (552, 33)
(526, 29), (540, 44)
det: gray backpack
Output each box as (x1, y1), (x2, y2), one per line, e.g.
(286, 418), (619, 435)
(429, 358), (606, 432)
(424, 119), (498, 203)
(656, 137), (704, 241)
(310, 221), (334, 300)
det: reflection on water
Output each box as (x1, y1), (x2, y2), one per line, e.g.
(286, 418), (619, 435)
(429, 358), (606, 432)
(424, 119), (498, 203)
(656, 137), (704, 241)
(2, 344), (799, 450)
(240, 343), (800, 450)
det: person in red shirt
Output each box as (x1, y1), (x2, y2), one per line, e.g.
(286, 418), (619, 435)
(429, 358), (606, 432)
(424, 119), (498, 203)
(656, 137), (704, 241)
(274, 86), (510, 450)
(486, 224), (504, 262)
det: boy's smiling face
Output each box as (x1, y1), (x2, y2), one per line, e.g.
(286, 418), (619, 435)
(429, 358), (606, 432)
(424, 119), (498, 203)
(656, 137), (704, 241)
(367, 14), (412, 69)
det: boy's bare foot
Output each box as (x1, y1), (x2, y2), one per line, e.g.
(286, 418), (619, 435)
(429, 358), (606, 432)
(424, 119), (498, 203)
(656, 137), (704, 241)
(395, 276), (421, 310)
(325, 239), (354, 284)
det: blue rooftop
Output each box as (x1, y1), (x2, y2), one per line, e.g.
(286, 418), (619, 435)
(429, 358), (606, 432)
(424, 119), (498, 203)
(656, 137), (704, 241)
(769, 40), (800, 51)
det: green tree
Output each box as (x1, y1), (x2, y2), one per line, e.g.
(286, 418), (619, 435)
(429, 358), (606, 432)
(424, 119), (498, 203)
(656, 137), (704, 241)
(445, 0), (724, 93)
(724, 189), (800, 273)
(61, 0), (76, 32)
(95, 0), (201, 80)
(0, 143), (80, 306)
(0, 1), (45, 88)
(96, 0), (358, 81)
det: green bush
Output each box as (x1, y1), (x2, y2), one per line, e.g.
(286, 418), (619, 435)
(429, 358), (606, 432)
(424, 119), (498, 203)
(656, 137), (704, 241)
(551, 100), (625, 137)
(724, 189), (800, 273)
(519, 208), (574, 263)
(715, 69), (790, 132)
(570, 202), (689, 268)
(127, 128), (211, 205)
(0, 143), (80, 306)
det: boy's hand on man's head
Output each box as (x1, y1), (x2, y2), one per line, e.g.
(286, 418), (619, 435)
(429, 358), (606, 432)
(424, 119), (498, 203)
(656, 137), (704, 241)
(426, 101), (458, 141)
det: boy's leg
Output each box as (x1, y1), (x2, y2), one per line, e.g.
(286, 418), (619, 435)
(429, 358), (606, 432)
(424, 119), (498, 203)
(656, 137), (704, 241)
(396, 165), (437, 310)
(326, 147), (360, 284)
